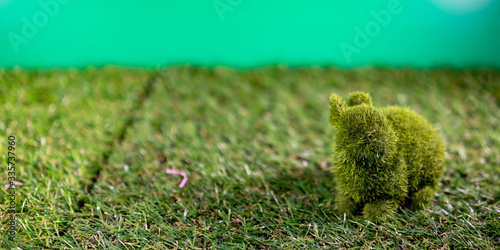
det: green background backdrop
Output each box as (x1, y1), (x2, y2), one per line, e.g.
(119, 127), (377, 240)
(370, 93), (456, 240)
(1, 0), (499, 69)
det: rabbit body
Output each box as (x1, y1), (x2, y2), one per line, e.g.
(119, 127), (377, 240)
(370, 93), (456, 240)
(329, 92), (445, 222)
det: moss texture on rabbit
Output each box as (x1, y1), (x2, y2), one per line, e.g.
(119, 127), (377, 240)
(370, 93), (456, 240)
(329, 92), (445, 222)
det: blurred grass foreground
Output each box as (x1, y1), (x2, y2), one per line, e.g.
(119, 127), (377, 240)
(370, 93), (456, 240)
(0, 66), (499, 249)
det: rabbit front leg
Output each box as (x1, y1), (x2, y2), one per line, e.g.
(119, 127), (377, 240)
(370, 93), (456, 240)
(336, 192), (363, 216)
(363, 199), (399, 223)
(405, 186), (436, 211)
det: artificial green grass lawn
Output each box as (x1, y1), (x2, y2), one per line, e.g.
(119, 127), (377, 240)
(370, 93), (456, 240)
(0, 66), (499, 249)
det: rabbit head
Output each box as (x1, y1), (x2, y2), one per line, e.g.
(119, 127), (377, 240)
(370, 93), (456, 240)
(329, 92), (398, 166)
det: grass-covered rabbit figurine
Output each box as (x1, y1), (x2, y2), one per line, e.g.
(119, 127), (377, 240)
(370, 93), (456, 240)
(329, 92), (445, 222)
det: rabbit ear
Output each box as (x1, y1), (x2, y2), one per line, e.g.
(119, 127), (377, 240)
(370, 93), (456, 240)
(329, 93), (346, 126)
(347, 91), (372, 106)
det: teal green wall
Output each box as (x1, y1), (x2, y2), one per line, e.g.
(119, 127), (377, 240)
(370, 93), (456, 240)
(1, 0), (499, 69)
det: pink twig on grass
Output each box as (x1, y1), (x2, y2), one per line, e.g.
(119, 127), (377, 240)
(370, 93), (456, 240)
(4, 181), (23, 190)
(166, 169), (188, 188)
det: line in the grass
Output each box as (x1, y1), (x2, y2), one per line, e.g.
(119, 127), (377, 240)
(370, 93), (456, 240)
(76, 73), (159, 210)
